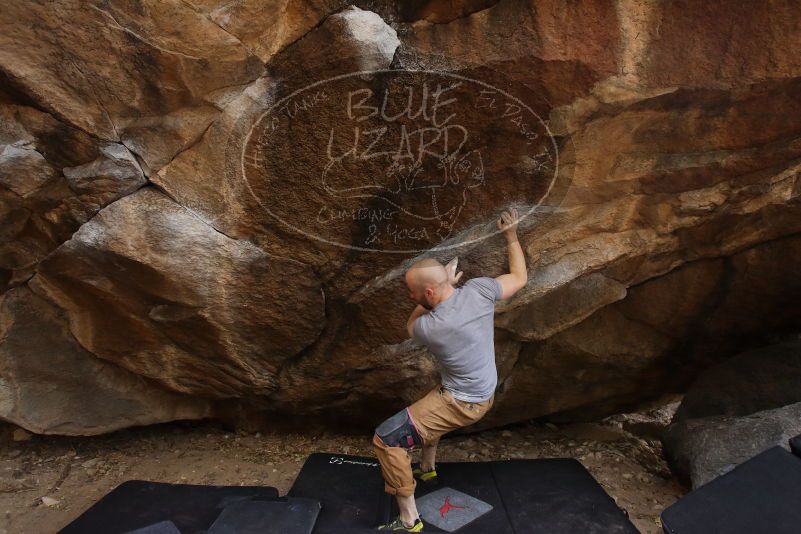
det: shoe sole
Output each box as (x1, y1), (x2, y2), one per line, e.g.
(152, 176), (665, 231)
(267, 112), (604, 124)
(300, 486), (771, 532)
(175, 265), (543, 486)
(415, 477), (438, 486)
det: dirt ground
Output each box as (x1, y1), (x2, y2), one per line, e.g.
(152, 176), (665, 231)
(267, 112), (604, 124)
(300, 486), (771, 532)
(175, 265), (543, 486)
(0, 409), (685, 534)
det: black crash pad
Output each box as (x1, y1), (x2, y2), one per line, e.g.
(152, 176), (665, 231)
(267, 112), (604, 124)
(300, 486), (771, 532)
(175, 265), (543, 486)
(287, 452), (637, 533)
(661, 446), (801, 534)
(58, 480), (280, 534)
(125, 521), (181, 534)
(790, 433), (801, 458)
(208, 497), (321, 534)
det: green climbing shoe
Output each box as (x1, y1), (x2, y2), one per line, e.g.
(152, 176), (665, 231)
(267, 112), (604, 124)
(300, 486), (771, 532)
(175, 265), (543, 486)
(376, 515), (424, 531)
(412, 466), (438, 484)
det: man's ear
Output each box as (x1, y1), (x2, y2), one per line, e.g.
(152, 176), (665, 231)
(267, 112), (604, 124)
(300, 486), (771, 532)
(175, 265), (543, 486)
(425, 287), (437, 302)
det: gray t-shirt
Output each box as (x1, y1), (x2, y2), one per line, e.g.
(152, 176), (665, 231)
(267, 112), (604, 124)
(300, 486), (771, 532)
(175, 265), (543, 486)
(412, 276), (502, 402)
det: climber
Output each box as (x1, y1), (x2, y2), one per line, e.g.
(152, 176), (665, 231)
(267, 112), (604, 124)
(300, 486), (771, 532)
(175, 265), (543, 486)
(372, 206), (528, 531)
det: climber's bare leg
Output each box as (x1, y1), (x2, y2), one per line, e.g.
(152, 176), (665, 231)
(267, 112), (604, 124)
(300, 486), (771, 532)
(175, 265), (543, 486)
(397, 494), (420, 527)
(421, 439), (438, 472)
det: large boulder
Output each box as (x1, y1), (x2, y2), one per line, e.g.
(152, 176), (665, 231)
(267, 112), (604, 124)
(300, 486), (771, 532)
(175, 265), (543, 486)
(0, 0), (265, 173)
(1, 1), (801, 433)
(663, 340), (801, 488)
(0, 102), (146, 293)
(0, 286), (210, 435)
(30, 188), (326, 400)
(183, 0), (348, 63)
(665, 402), (801, 489)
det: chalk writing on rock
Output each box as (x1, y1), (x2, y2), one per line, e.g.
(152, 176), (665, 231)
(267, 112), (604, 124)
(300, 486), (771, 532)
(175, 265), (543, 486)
(241, 70), (559, 253)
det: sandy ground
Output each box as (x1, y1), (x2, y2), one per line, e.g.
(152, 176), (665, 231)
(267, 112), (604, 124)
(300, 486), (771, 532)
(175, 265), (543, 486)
(0, 412), (685, 534)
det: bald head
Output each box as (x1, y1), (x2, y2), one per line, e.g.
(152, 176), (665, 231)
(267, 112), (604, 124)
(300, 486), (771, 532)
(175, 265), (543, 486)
(405, 258), (453, 310)
(406, 258), (448, 290)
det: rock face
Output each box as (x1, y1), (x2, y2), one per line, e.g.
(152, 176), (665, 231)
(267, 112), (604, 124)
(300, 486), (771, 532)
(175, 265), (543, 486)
(30, 187), (325, 400)
(666, 402), (801, 489)
(0, 286), (210, 435)
(1, 0), (801, 434)
(0, 102), (146, 292)
(0, 0), (268, 174)
(662, 340), (801, 488)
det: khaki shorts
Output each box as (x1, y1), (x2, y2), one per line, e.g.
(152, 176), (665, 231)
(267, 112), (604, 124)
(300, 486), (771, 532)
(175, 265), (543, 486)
(372, 385), (494, 496)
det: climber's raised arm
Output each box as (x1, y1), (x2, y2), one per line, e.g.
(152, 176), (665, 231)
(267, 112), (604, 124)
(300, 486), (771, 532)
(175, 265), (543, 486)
(495, 207), (527, 300)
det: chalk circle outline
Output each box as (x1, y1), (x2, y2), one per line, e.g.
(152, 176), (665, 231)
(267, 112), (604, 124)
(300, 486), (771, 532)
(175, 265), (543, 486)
(240, 68), (560, 254)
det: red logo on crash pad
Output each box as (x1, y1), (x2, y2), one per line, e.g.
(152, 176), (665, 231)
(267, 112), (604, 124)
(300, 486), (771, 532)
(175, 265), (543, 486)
(439, 495), (466, 517)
